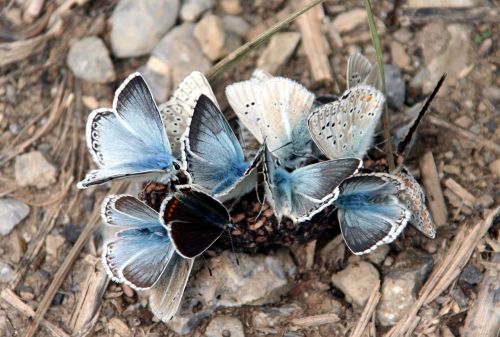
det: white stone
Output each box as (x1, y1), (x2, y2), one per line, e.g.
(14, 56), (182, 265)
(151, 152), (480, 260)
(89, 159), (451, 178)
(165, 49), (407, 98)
(15, 151), (57, 188)
(111, 0), (180, 58)
(257, 32), (301, 74)
(180, 0), (213, 22)
(331, 261), (380, 306)
(194, 14), (241, 61)
(332, 8), (367, 33)
(66, 37), (115, 83)
(205, 316), (244, 337)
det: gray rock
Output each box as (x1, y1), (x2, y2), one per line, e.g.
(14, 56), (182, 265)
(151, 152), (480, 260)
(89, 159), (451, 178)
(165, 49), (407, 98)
(138, 60), (172, 103)
(0, 261), (15, 283)
(152, 23), (211, 88)
(15, 151), (57, 188)
(385, 65), (406, 109)
(252, 303), (303, 329)
(256, 32), (301, 75)
(331, 261), (380, 306)
(459, 265), (482, 285)
(111, 0), (180, 58)
(222, 15), (250, 37)
(66, 37), (115, 83)
(332, 8), (367, 33)
(377, 248), (433, 326)
(205, 316), (244, 337)
(0, 198), (29, 236)
(367, 245), (390, 265)
(194, 14), (241, 61)
(180, 0), (213, 22)
(168, 249), (296, 334)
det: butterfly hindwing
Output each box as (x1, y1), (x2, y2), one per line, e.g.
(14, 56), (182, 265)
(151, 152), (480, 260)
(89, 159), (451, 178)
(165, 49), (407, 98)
(335, 173), (411, 255)
(101, 195), (175, 289)
(308, 85), (385, 160)
(161, 186), (231, 258)
(148, 254), (194, 322)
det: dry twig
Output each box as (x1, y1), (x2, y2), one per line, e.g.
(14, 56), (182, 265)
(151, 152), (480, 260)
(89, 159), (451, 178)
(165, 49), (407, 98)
(291, 313), (340, 327)
(419, 151), (448, 226)
(350, 284), (381, 337)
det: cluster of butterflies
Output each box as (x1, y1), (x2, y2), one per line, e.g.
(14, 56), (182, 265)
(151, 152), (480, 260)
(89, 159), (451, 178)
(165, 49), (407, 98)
(77, 53), (436, 321)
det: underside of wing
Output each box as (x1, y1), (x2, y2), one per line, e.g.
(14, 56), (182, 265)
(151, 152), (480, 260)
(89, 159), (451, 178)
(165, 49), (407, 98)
(347, 53), (372, 89)
(159, 71), (218, 157)
(308, 85), (385, 160)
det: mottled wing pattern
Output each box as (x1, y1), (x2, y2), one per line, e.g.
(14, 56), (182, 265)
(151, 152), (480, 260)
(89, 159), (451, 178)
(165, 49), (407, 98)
(308, 85), (385, 160)
(396, 169), (436, 239)
(347, 53), (373, 89)
(159, 71), (218, 157)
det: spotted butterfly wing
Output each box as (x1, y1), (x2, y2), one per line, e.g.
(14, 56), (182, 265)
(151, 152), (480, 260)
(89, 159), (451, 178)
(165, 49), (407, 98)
(308, 85), (385, 160)
(335, 173), (411, 255)
(347, 53), (381, 90)
(78, 73), (175, 188)
(159, 71), (218, 157)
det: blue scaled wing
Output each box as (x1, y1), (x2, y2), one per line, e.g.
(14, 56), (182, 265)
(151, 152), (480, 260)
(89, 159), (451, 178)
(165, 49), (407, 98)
(101, 195), (175, 289)
(181, 94), (259, 201)
(335, 173), (411, 255)
(78, 73), (174, 188)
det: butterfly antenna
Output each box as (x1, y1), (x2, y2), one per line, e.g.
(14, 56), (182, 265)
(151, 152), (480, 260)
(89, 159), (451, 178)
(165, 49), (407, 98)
(227, 228), (241, 273)
(201, 254), (213, 277)
(254, 194), (267, 221)
(397, 73), (446, 157)
(271, 141), (293, 154)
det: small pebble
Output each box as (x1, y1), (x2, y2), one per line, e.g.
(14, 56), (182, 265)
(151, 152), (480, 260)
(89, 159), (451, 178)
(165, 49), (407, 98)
(122, 284), (135, 297)
(459, 265), (482, 285)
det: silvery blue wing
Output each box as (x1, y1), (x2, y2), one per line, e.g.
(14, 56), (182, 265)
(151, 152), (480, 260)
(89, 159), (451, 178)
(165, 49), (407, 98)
(100, 195), (193, 321)
(334, 173), (411, 255)
(226, 76), (316, 168)
(308, 85), (385, 160)
(263, 144), (361, 223)
(159, 71), (218, 158)
(161, 185), (232, 258)
(78, 73), (176, 189)
(181, 94), (262, 202)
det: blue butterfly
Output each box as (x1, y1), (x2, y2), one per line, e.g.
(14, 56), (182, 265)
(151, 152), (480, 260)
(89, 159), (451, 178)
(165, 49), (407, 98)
(263, 144), (361, 223)
(181, 94), (262, 202)
(78, 73), (177, 189)
(334, 173), (411, 255)
(100, 194), (192, 321)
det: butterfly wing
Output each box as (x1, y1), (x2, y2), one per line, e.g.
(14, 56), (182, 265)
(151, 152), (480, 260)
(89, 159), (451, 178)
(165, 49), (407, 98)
(289, 158), (361, 222)
(347, 53), (372, 89)
(182, 94), (250, 198)
(161, 186), (231, 258)
(159, 71), (218, 157)
(396, 169), (436, 239)
(308, 85), (385, 160)
(262, 144), (289, 223)
(335, 174), (411, 255)
(148, 254), (194, 322)
(100, 195), (175, 289)
(225, 79), (265, 143)
(78, 73), (174, 189)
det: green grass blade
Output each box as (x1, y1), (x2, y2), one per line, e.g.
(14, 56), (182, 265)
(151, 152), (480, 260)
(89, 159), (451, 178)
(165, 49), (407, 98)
(364, 0), (395, 171)
(206, 0), (325, 82)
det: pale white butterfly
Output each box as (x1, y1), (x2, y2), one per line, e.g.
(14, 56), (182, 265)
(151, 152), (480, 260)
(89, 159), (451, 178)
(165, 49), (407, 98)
(347, 53), (381, 90)
(226, 75), (316, 168)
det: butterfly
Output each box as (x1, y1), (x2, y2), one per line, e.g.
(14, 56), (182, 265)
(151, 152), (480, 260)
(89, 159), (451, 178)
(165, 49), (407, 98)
(334, 173), (411, 255)
(346, 53), (381, 90)
(263, 144), (361, 223)
(307, 85), (385, 160)
(181, 94), (263, 202)
(159, 71), (218, 158)
(395, 168), (436, 239)
(226, 76), (316, 168)
(78, 73), (177, 189)
(160, 185), (232, 258)
(100, 194), (193, 321)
